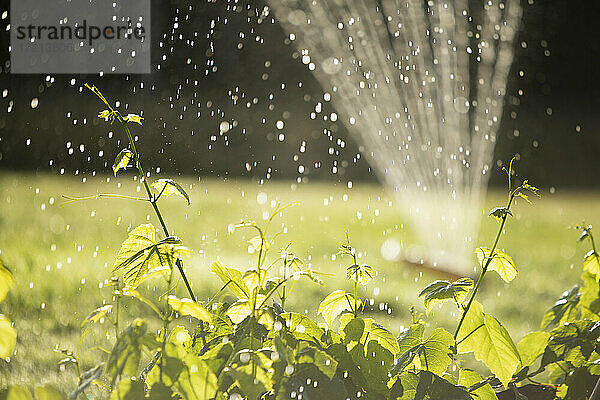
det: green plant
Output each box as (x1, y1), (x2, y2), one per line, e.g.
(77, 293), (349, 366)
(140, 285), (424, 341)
(8, 87), (600, 400)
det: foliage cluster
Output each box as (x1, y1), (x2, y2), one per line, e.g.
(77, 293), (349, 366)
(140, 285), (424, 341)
(3, 87), (600, 399)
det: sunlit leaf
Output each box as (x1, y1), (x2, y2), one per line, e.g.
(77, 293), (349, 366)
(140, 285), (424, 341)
(109, 377), (144, 400)
(122, 113), (144, 125)
(488, 207), (512, 221)
(584, 250), (600, 281)
(279, 312), (325, 343)
(0, 314), (16, 358)
(517, 331), (551, 367)
(113, 224), (188, 289)
(33, 385), (66, 400)
(151, 179), (190, 205)
(106, 319), (147, 385)
(98, 109), (115, 123)
(0, 258), (14, 303)
(540, 285), (580, 329)
(0, 385), (33, 400)
(394, 324), (453, 375)
(457, 300), (520, 387)
(226, 299), (251, 325)
(418, 278), (473, 314)
(317, 290), (358, 327)
(476, 247), (518, 283)
(209, 261), (249, 300)
(112, 149), (133, 176)
(168, 296), (211, 323)
(414, 370), (472, 399)
(296, 342), (338, 379)
(339, 314), (400, 355)
(458, 369), (497, 400)
(81, 305), (112, 328)
(242, 268), (267, 295)
(346, 264), (373, 286)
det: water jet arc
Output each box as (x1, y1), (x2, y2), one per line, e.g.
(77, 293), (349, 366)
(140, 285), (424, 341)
(268, 0), (522, 274)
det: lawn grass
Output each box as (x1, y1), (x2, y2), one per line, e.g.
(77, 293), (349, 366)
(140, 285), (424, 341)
(0, 171), (597, 389)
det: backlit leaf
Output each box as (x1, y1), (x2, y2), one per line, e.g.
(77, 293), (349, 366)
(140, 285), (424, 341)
(168, 296), (211, 323)
(457, 300), (520, 387)
(0, 315), (16, 358)
(226, 299), (252, 324)
(395, 324), (454, 375)
(33, 385), (66, 400)
(419, 278), (473, 314)
(488, 207), (512, 221)
(122, 113), (144, 125)
(317, 290), (358, 327)
(476, 247), (517, 283)
(279, 312), (325, 343)
(0, 386), (33, 400)
(109, 377), (144, 400)
(346, 264), (373, 286)
(106, 319), (147, 385)
(458, 369), (497, 400)
(0, 259), (14, 304)
(517, 331), (551, 367)
(81, 305), (112, 331)
(584, 250), (600, 281)
(209, 261), (249, 300)
(540, 285), (580, 329)
(151, 179), (190, 205)
(113, 224), (188, 289)
(414, 370), (472, 399)
(112, 149), (133, 176)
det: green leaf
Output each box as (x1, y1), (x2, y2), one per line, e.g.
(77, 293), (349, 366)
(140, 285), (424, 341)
(122, 113), (144, 125)
(151, 179), (190, 205)
(113, 224), (188, 289)
(346, 264), (374, 285)
(488, 207), (512, 221)
(476, 247), (517, 283)
(317, 290), (358, 327)
(81, 305), (112, 328)
(457, 300), (520, 387)
(168, 296), (211, 323)
(0, 259), (14, 303)
(209, 261), (249, 300)
(541, 320), (600, 369)
(458, 369), (497, 400)
(228, 351), (273, 399)
(339, 314), (400, 355)
(0, 386), (33, 400)
(33, 385), (66, 400)
(0, 315), (16, 358)
(517, 331), (551, 367)
(148, 382), (173, 400)
(106, 319), (147, 385)
(279, 312), (325, 344)
(296, 342), (338, 379)
(418, 328), (455, 375)
(414, 370), (472, 399)
(109, 377), (144, 400)
(226, 299), (252, 325)
(580, 271), (600, 318)
(242, 268), (267, 295)
(112, 149), (133, 176)
(395, 324), (454, 375)
(584, 250), (600, 281)
(540, 285), (580, 329)
(418, 278), (473, 314)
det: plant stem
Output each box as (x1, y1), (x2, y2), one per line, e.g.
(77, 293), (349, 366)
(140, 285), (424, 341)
(454, 190), (517, 343)
(116, 113), (196, 303)
(281, 258), (287, 310)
